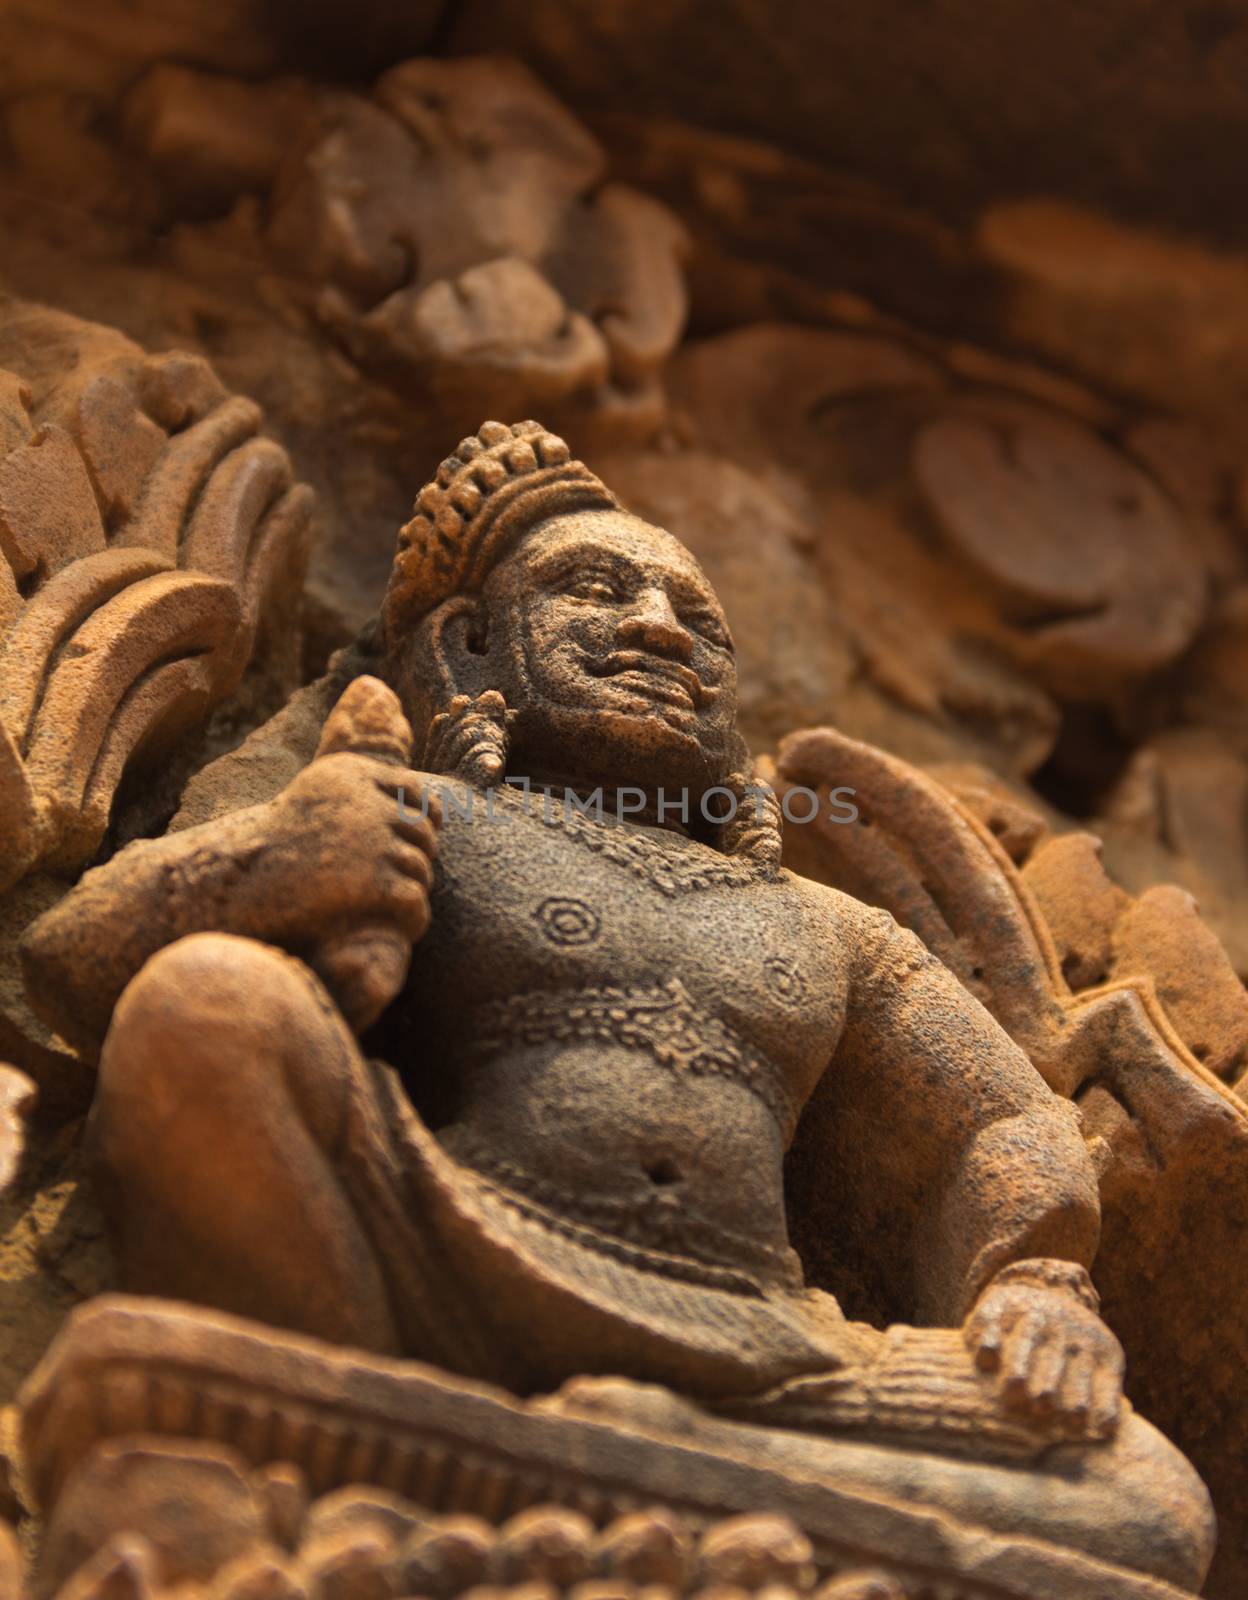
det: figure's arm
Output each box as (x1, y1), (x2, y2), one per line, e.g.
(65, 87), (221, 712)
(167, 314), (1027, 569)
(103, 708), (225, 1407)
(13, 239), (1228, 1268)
(22, 684), (439, 1059)
(827, 896), (1100, 1316)
(812, 893), (1120, 1436)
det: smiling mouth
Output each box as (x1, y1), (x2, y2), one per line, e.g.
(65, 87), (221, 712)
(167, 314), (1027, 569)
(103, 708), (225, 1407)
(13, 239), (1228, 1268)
(584, 652), (716, 709)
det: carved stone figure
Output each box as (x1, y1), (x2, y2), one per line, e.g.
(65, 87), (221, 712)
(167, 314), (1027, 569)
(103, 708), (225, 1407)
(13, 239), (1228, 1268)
(22, 421), (1215, 1593)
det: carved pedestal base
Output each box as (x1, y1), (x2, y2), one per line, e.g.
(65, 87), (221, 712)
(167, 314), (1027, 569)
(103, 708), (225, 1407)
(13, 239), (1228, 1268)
(19, 1297), (1200, 1600)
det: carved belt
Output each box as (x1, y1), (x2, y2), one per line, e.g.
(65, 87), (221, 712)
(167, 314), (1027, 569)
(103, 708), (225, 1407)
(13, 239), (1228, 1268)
(473, 977), (795, 1134)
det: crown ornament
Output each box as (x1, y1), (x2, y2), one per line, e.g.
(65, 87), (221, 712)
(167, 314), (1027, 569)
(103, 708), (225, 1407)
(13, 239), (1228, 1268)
(382, 420), (619, 643)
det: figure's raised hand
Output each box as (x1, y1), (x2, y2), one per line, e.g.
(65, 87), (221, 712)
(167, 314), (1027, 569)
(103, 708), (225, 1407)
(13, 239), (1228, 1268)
(963, 1260), (1123, 1441)
(242, 677), (441, 1030)
(246, 750), (435, 934)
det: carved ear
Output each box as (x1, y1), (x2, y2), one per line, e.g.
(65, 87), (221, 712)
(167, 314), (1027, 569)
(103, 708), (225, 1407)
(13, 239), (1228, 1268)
(425, 594), (493, 698)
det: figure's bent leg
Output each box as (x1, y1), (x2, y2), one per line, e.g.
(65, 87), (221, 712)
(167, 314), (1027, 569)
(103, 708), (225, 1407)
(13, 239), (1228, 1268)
(90, 933), (401, 1355)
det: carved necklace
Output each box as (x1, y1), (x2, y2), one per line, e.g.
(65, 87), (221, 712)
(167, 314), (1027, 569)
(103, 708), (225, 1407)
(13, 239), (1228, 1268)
(487, 780), (778, 899)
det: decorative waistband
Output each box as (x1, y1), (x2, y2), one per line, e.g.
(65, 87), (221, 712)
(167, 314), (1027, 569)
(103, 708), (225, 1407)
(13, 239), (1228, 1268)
(472, 977), (795, 1133)
(445, 1126), (806, 1293)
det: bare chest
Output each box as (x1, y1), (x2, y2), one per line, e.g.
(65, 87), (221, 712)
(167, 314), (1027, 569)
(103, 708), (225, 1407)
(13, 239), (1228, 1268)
(399, 783), (850, 1115)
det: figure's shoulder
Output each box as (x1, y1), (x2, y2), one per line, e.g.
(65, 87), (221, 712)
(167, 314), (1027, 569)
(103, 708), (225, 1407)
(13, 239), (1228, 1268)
(169, 675), (339, 832)
(779, 868), (928, 980)
(781, 867), (889, 934)
(170, 647), (384, 833)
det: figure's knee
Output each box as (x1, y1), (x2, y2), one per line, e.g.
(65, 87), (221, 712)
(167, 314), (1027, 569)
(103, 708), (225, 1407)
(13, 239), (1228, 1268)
(1091, 1409), (1216, 1592)
(115, 932), (322, 1030)
(96, 934), (345, 1150)
(104, 935), (291, 1086)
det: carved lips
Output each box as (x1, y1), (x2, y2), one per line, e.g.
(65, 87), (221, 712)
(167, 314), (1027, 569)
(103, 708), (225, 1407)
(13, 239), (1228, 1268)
(585, 650), (717, 711)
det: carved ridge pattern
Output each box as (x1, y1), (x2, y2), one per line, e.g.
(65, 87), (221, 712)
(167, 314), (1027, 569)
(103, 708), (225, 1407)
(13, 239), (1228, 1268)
(774, 725), (1248, 1107)
(726, 1327), (1053, 1460)
(474, 977), (794, 1132)
(0, 305), (312, 891)
(533, 895), (601, 946)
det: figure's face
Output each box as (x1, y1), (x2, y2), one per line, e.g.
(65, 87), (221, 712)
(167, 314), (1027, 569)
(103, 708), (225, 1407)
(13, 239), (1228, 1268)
(480, 511), (739, 793)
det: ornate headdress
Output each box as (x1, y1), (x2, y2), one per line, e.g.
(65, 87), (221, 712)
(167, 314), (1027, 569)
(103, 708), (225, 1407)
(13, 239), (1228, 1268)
(381, 419), (619, 645)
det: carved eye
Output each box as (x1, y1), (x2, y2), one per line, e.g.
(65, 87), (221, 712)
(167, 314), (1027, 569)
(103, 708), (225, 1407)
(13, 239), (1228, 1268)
(566, 574), (620, 603)
(684, 611), (731, 649)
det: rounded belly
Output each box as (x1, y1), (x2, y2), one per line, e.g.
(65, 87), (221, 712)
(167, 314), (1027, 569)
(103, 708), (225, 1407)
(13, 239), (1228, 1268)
(437, 1042), (795, 1279)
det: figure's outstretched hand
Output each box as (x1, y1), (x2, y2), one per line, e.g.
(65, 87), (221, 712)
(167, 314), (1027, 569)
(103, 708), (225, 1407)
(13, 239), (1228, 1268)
(963, 1261), (1123, 1441)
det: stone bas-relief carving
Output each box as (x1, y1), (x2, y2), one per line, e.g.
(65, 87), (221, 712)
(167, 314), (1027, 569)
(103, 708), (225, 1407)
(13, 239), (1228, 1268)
(22, 1384), (936, 1600)
(1, 21), (1246, 1596)
(590, 321), (1248, 985)
(116, 54), (688, 444)
(0, 51), (689, 633)
(0, 298), (312, 894)
(664, 323), (1216, 759)
(262, 57), (688, 441)
(20, 424), (1216, 1597)
(0, 297), (315, 1497)
(4, 34), (1247, 984)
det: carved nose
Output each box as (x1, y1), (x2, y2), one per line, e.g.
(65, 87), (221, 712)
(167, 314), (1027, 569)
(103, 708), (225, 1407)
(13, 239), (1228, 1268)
(619, 588), (692, 658)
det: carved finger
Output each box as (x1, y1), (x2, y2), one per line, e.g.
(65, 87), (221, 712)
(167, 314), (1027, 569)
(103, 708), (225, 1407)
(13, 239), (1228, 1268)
(443, 721), (485, 767)
(1090, 1356), (1124, 1437)
(373, 769), (442, 821)
(387, 777), (443, 828)
(423, 712), (458, 771)
(437, 726), (505, 788)
(967, 1297), (1022, 1370)
(424, 712), (479, 768)
(368, 864), (432, 928)
(387, 845), (435, 894)
(463, 737), (505, 785)
(314, 927), (411, 1035)
(383, 879), (431, 943)
(318, 674), (412, 763)
(1056, 1347), (1095, 1429)
(368, 763), (429, 793)
(970, 1315), (1004, 1373)
(1025, 1335), (1067, 1411)
(1000, 1311), (1045, 1394)
(391, 808), (440, 856)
